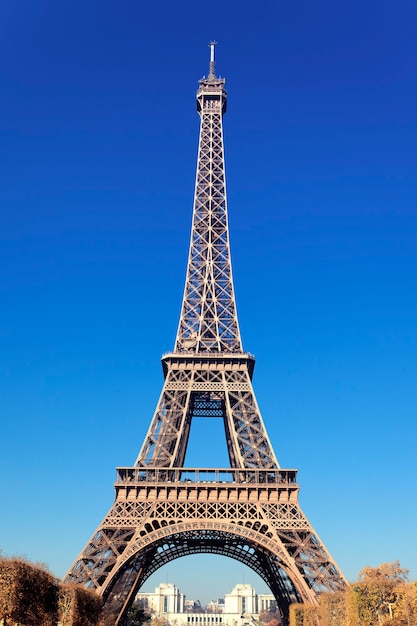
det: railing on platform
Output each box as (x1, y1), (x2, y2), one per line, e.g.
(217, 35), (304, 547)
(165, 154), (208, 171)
(115, 467), (298, 486)
(161, 351), (255, 359)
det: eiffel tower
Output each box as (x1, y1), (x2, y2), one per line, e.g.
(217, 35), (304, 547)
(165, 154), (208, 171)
(64, 43), (347, 625)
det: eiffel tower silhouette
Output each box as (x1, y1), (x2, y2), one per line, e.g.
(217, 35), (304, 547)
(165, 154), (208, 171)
(64, 43), (347, 625)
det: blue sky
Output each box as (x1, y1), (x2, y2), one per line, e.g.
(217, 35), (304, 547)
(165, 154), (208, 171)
(1, 0), (416, 606)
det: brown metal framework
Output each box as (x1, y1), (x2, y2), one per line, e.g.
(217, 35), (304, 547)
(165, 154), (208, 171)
(64, 43), (347, 625)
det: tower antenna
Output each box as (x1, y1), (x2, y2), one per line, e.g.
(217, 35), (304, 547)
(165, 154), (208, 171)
(208, 40), (217, 78)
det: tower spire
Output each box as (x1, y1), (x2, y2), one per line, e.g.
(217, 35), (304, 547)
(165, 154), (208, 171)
(208, 39), (217, 79)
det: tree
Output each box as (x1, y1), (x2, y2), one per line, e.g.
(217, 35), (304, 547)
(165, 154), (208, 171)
(127, 604), (152, 626)
(387, 579), (417, 626)
(288, 562), (415, 626)
(354, 561), (409, 625)
(0, 557), (58, 626)
(289, 603), (318, 626)
(359, 562), (409, 586)
(259, 608), (281, 625)
(317, 592), (345, 626)
(0, 557), (102, 626)
(58, 583), (103, 626)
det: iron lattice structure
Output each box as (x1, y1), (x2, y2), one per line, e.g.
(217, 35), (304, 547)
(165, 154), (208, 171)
(64, 44), (347, 625)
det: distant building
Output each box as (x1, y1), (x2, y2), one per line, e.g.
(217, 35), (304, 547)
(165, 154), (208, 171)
(257, 594), (277, 613)
(206, 599), (224, 613)
(136, 583), (276, 626)
(185, 599), (199, 612)
(136, 583), (185, 614)
(224, 584), (257, 615)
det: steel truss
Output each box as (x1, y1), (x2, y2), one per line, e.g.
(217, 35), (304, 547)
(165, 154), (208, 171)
(64, 44), (346, 625)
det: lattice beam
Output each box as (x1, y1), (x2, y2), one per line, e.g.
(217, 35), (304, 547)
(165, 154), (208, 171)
(175, 56), (241, 354)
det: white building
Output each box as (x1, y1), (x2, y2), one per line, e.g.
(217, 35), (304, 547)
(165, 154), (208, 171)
(224, 584), (258, 615)
(136, 583), (277, 626)
(257, 593), (277, 614)
(136, 583), (185, 614)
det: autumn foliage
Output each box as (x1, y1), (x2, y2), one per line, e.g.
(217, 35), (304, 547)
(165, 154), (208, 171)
(289, 561), (417, 626)
(1, 557), (416, 626)
(58, 582), (103, 626)
(0, 557), (58, 626)
(0, 556), (102, 626)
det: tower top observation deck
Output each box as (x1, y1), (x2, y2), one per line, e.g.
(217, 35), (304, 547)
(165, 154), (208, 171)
(197, 40), (227, 114)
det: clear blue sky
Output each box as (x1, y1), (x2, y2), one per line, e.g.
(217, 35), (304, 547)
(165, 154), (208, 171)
(1, 0), (416, 606)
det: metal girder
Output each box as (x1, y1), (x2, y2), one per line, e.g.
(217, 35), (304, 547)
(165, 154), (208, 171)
(64, 479), (346, 623)
(175, 62), (240, 355)
(135, 357), (278, 469)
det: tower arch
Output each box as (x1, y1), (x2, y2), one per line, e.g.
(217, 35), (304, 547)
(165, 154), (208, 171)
(98, 524), (306, 622)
